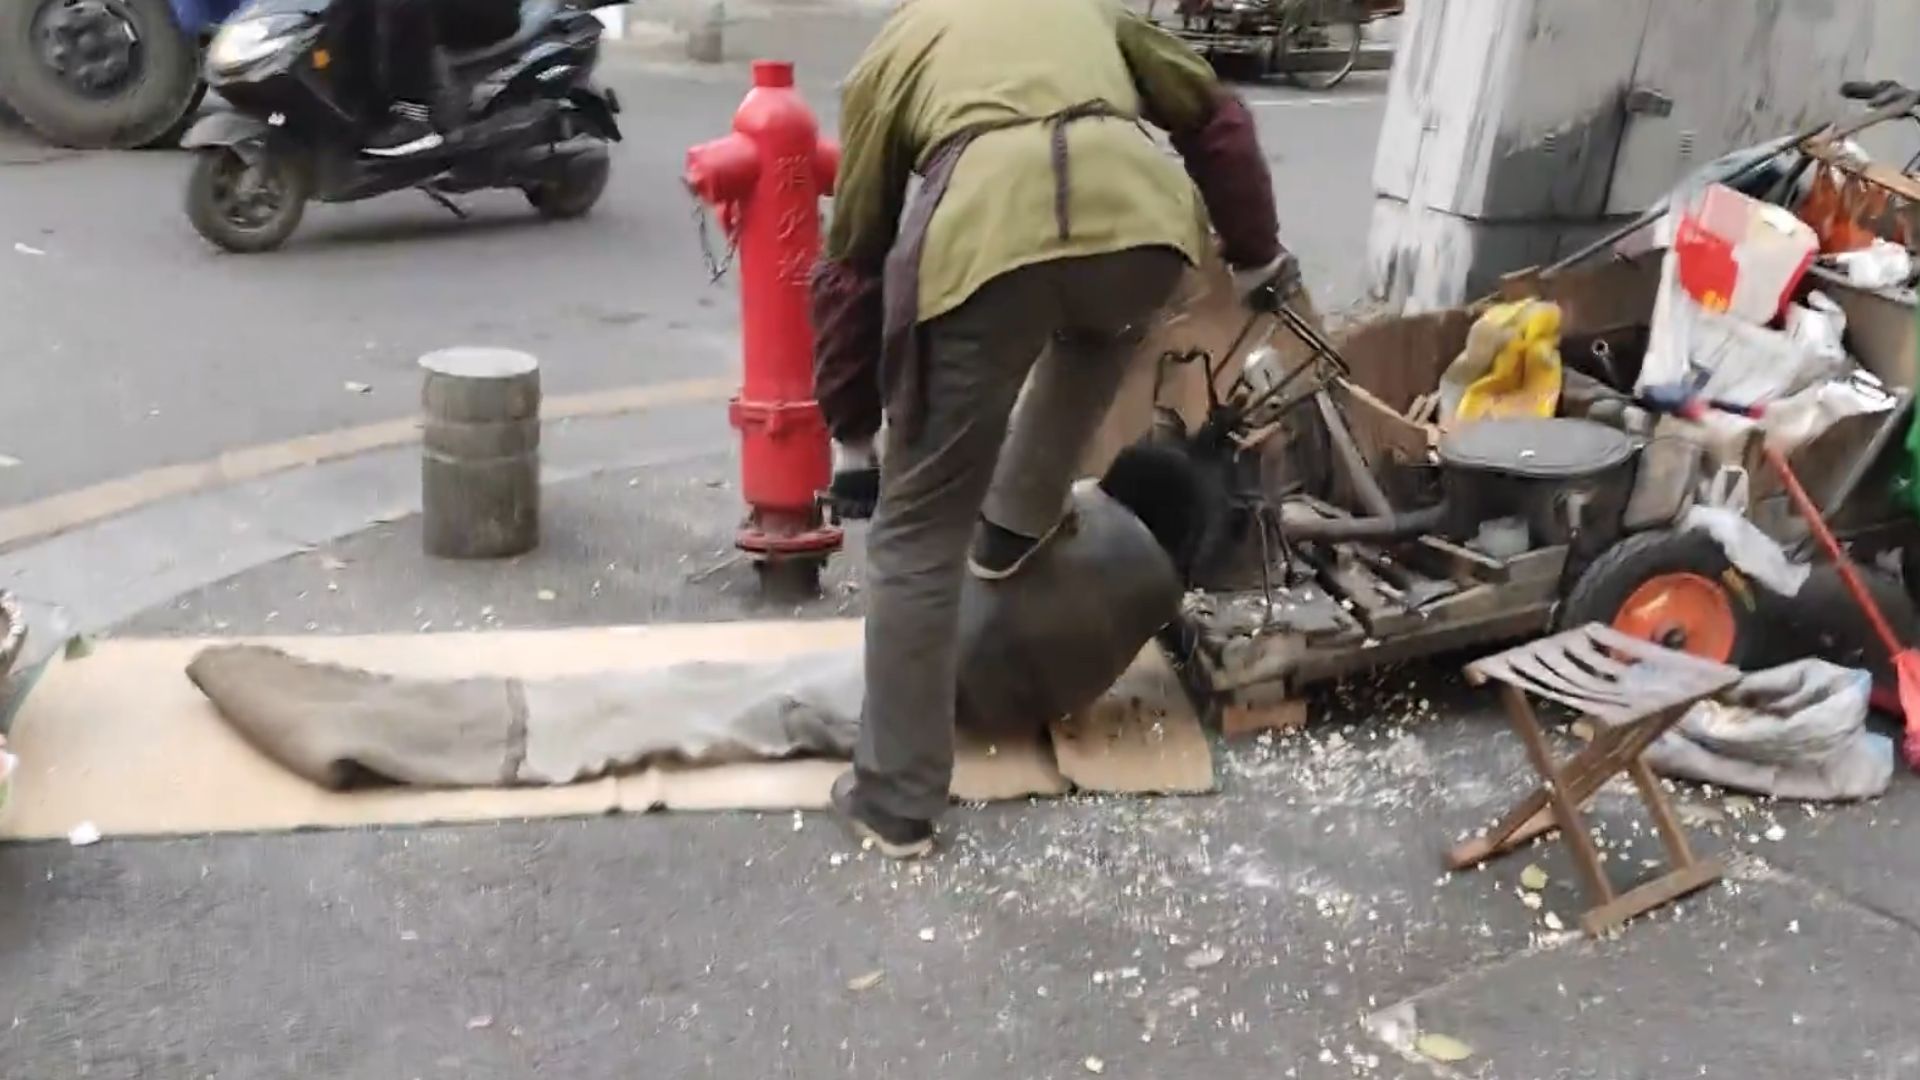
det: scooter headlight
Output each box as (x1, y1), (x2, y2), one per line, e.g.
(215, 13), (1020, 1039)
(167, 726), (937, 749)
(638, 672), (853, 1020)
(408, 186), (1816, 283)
(208, 15), (309, 72)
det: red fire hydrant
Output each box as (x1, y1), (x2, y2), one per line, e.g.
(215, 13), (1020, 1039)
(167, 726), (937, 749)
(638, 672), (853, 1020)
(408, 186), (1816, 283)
(684, 60), (843, 591)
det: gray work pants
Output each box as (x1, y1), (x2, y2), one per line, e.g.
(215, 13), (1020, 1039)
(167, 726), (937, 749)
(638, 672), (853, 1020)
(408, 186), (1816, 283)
(854, 246), (1186, 821)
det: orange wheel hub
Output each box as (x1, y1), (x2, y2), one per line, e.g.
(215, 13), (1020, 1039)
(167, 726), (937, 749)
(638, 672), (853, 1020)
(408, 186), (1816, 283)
(1612, 572), (1738, 662)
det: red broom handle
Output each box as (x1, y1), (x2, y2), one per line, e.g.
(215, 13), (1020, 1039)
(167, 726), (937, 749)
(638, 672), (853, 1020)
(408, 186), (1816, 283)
(1763, 445), (1905, 656)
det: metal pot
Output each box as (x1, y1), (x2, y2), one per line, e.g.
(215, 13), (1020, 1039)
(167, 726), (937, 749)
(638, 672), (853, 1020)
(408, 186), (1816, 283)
(1435, 417), (1639, 550)
(1280, 418), (1640, 554)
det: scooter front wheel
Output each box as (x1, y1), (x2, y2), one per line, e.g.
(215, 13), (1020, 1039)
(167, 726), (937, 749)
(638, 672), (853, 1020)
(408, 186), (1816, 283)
(186, 147), (310, 254)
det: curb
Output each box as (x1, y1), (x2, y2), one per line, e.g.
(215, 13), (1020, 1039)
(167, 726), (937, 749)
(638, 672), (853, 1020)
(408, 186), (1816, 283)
(0, 406), (738, 639)
(0, 377), (734, 553)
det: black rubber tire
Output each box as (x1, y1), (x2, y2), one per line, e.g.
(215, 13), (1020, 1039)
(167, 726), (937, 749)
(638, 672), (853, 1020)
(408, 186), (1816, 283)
(526, 151), (610, 221)
(1278, 17), (1363, 91)
(0, 0), (203, 149)
(185, 147), (310, 254)
(1558, 528), (1770, 669)
(147, 77), (206, 148)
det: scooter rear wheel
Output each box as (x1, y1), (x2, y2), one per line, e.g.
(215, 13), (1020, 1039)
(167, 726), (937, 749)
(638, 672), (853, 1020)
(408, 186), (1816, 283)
(186, 146), (309, 254)
(525, 151), (610, 221)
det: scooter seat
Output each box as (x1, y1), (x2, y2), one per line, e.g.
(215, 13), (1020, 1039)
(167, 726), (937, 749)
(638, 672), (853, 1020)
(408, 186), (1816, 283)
(447, 0), (565, 69)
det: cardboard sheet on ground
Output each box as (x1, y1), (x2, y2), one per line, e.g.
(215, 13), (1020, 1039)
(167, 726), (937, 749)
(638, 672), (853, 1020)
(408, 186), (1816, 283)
(0, 621), (1208, 841)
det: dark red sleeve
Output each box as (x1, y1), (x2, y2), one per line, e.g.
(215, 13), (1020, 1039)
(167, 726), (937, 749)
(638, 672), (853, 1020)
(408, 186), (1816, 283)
(1167, 90), (1283, 270)
(810, 258), (886, 444)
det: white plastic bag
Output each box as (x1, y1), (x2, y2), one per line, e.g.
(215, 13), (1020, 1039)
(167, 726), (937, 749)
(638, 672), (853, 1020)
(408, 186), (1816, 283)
(1646, 659), (1894, 801)
(1828, 238), (1914, 290)
(1760, 370), (1897, 456)
(1784, 290), (1848, 367)
(1681, 505), (1809, 596)
(1641, 255), (1845, 402)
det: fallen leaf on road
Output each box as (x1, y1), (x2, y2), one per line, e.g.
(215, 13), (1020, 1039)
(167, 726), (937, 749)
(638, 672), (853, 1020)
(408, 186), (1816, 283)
(13, 242), (45, 256)
(68, 822), (101, 846)
(846, 970), (885, 992)
(1520, 864), (1549, 891)
(344, 381), (372, 394)
(1082, 1057), (1105, 1074)
(1182, 946), (1224, 970)
(1414, 1032), (1473, 1063)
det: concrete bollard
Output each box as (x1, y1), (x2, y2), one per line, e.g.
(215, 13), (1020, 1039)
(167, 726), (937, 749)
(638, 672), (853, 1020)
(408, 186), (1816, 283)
(686, 0), (724, 63)
(419, 347), (541, 559)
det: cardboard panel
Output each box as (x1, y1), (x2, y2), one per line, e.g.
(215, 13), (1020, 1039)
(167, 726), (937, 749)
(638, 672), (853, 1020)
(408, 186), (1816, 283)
(1335, 252), (1663, 486)
(0, 622), (1191, 842)
(1049, 646), (1215, 795)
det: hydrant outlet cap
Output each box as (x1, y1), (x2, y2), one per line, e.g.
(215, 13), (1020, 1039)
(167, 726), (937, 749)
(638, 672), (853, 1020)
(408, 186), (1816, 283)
(752, 60), (795, 88)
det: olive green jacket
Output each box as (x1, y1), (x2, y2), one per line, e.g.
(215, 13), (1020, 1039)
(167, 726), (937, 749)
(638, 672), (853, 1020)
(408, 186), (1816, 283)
(812, 0), (1281, 441)
(826, 0), (1230, 320)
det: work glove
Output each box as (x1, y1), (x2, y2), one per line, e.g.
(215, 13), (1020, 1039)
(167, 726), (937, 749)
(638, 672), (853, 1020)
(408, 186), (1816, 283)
(827, 438), (880, 521)
(1231, 250), (1303, 314)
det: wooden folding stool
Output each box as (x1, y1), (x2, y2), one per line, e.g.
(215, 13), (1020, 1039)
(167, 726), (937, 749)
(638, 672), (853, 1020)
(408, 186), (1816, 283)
(1450, 623), (1739, 936)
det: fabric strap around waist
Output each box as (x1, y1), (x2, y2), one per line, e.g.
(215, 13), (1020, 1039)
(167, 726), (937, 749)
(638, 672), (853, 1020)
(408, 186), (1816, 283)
(881, 100), (1139, 442)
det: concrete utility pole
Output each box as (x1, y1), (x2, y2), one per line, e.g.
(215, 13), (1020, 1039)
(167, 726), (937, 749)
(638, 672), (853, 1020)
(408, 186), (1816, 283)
(420, 347), (542, 560)
(1366, 0), (1920, 312)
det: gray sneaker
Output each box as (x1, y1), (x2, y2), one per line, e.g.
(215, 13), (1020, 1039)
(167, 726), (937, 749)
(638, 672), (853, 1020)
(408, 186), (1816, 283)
(830, 771), (934, 860)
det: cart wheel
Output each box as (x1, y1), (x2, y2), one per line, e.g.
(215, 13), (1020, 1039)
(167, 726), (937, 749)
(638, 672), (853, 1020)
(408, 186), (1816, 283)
(1276, 16), (1363, 90)
(754, 558), (824, 600)
(1559, 529), (1767, 667)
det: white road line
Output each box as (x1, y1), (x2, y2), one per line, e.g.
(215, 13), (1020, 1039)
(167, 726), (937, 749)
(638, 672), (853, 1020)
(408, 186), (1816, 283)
(1247, 95), (1380, 109)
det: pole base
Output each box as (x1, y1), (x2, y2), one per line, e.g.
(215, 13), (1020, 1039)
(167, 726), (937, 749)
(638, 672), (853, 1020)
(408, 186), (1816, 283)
(736, 511), (843, 560)
(737, 508), (842, 599)
(752, 556), (826, 600)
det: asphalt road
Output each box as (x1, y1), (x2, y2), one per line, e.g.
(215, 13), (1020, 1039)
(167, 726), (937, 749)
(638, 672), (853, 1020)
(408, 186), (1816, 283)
(19, 457), (1920, 1079)
(0, 48), (1387, 507)
(10, 41), (1920, 1080)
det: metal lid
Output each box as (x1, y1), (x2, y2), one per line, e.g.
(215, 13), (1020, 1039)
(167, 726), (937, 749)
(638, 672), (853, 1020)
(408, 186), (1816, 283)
(1438, 417), (1635, 479)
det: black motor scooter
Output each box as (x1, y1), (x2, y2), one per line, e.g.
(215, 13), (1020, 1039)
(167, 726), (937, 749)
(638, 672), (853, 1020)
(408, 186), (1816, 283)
(181, 0), (623, 252)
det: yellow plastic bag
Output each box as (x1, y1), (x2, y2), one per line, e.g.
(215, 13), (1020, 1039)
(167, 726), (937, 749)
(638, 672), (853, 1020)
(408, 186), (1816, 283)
(1439, 300), (1565, 427)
